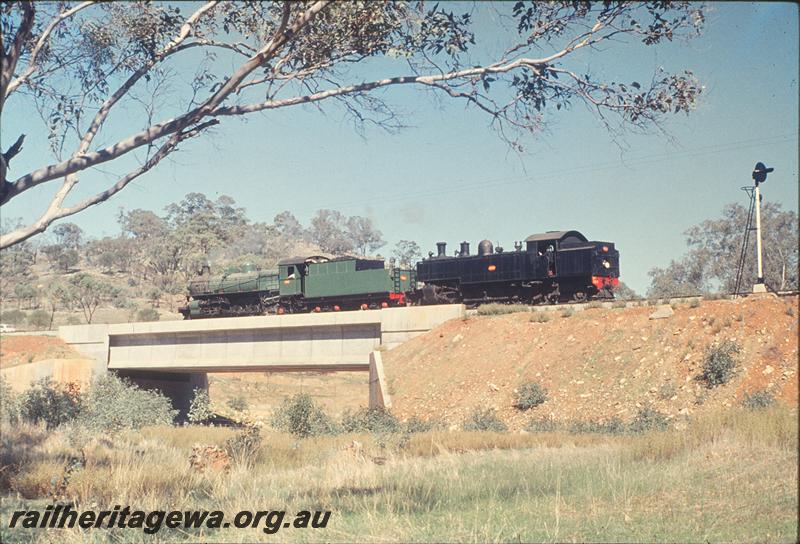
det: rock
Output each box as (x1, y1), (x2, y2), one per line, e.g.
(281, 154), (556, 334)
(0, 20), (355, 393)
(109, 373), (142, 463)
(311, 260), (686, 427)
(649, 306), (674, 319)
(763, 365), (774, 375)
(451, 334), (463, 344)
(487, 382), (500, 392)
(189, 444), (231, 475)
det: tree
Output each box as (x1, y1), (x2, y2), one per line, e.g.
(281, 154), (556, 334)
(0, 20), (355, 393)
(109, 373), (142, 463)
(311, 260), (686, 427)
(86, 236), (134, 273)
(392, 240), (422, 268)
(165, 192), (248, 276)
(54, 273), (120, 324)
(52, 222), (83, 250)
(614, 281), (640, 301)
(1, 2), (704, 248)
(647, 202), (798, 297)
(346, 216), (384, 256)
(309, 209), (353, 255)
(41, 244), (79, 273)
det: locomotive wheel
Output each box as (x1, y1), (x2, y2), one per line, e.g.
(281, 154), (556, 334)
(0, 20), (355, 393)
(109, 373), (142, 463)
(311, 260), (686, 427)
(572, 291), (587, 303)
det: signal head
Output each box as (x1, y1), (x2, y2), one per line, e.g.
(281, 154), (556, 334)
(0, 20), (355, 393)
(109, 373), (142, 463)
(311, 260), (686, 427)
(752, 162), (774, 184)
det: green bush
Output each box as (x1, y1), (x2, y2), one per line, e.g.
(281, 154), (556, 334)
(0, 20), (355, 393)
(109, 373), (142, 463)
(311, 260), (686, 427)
(135, 307), (160, 322)
(79, 374), (176, 432)
(224, 426), (262, 467)
(514, 382), (548, 410)
(524, 418), (560, 433)
(271, 394), (338, 437)
(341, 407), (401, 434)
(462, 408), (507, 432)
(1, 309), (26, 325)
(26, 309), (51, 330)
(187, 388), (212, 424)
(700, 341), (739, 387)
(477, 303), (527, 316)
(529, 312), (550, 323)
(568, 417), (625, 435)
(742, 389), (775, 410)
(403, 416), (441, 434)
(226, 396), (249, 412)
(19, 378), (82, 429)
(628, 407), (669, 434)
(0, 379), (20, 425)
(658, 383), (677, 400)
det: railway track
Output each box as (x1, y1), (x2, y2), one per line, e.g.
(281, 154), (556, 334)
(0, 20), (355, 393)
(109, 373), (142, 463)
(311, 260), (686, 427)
(464, 289), (798, 316)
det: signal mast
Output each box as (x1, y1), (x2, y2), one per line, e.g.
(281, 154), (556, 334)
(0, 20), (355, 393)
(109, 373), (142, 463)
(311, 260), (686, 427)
(733, 162), (774, 297)
(750, 162), (773, 293)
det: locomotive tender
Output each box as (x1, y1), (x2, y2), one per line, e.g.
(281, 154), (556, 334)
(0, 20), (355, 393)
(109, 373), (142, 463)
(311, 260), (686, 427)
(178, 230), (619, 319)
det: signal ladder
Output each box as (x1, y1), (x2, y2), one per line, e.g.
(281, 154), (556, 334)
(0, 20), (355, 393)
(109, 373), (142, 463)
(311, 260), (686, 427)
(732, 186), (757, 298)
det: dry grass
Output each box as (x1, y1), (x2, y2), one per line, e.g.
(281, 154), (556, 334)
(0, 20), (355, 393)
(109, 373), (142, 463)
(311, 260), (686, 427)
(1, 406), (797, 543)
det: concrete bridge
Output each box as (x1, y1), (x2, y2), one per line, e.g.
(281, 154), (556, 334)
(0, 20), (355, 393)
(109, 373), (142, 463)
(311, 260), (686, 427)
(53, 305), (464, 413)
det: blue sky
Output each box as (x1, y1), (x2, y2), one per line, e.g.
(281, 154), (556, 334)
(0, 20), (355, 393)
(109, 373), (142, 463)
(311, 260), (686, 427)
(2, 2), (798, 294)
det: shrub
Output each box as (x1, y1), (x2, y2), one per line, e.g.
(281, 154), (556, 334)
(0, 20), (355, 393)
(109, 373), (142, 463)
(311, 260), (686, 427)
(462, 408), (507, 432)
(787, 306), (795, 317)
(403, 416), (441, 434)
(628, 407), (669, 433)
(224, 426), (262, 467)
(524, 418), (560, 433)
(226, 396), (248, 412)
(477, 303), (526, 316)
(702, 292), (723, 301)
(560, 308), (574, 318)
(742, 389), (775, 410)
(1, 309), (26, 325)
(586, 301), (602, 309)
(689, 298), (700, 308)
(65, 316), (81, 325)
(341, 407), (401, 434)
(612, 300), (627, 309)
(187, 388), (213, 424)
(529, 312), (550, 323)
(514, 382), (548, 410)
(568, 417), (625, 435)
(271, 394), (338, 437)
(79, 373), (176, 432)
(0, 379), (20, 425)
(700, 341), (739, 387)
(658, 383), (677, 400)
(135, 307), (160, 322)
(19, 378), (82, 429)
(26, 310), (51, 330)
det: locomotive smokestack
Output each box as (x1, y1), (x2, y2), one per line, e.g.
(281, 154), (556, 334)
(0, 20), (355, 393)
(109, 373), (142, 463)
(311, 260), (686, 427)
(436, 242), (447, 258)
(459, 241), (470, 256)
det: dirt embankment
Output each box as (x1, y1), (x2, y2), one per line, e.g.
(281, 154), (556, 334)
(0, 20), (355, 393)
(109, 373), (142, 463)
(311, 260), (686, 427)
(383, 296), (798, 430)
(0, 335), (82, 369)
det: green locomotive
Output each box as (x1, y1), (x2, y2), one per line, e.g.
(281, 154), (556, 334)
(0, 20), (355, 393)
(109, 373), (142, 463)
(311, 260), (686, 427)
(178, 256), (416, 319)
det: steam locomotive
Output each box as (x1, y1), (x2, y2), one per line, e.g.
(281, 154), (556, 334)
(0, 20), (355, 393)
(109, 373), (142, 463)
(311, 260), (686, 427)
(178, 230), (619, 319)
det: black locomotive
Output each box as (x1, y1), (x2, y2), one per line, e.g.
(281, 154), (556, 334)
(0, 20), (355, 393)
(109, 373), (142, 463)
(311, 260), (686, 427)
(413, 230), (619, 306)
